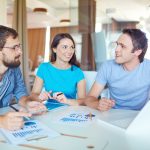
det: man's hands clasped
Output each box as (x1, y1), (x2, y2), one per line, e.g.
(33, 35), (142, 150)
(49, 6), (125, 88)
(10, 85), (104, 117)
(97, 97), (115, 111)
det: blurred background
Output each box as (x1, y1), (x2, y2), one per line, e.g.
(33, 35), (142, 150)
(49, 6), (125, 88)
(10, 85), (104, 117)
(1, 0), (150, 91)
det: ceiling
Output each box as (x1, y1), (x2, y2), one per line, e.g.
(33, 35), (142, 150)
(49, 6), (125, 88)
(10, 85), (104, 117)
(7, 0), (150, 28)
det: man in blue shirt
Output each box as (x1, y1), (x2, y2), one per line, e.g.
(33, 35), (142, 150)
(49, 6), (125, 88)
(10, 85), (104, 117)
(84, 29), (150, 111)
(0, 25), (46, 130)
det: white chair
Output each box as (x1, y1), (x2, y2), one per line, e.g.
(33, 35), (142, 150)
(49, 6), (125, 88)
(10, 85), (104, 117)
(83, 71), (97, 93)
(83, 71), (109, 98)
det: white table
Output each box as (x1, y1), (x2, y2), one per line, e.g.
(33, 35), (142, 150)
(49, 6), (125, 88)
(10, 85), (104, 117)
(0, 105), (149, 150)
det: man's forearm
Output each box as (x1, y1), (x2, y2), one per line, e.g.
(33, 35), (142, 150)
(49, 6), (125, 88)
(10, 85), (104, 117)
(18, 96), (30, 107)
(0, 115), (4, 128)
(78, 96), (99, 109)
(85, 96), (99, 109)
(19, 94), (39, 107)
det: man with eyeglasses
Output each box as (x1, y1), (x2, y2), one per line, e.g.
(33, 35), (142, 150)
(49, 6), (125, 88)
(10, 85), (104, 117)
(0, 25), (46, 130)
(83, 29), (150, 111)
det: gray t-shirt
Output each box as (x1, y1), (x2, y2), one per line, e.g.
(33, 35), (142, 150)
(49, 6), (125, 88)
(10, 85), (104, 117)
(96, 59), (150, 110)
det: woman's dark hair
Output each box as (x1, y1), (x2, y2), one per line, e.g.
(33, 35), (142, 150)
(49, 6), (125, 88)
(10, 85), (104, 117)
(122, 29), (148, 63)
(50, 33), (80, 67)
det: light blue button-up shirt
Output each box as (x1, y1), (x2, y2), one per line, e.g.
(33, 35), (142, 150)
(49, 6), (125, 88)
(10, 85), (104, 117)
(0, 67), (28, 107)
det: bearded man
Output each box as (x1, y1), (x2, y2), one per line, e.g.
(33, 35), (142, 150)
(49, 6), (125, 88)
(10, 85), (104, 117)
(0, 25), (46, 131)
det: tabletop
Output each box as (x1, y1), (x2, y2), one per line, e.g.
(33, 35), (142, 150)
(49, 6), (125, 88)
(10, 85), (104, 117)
(0, 105), (149, 150)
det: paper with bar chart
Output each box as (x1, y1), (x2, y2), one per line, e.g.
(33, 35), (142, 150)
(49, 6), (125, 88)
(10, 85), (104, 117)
(54, 111), (97, 126)
(0, 120), (59, 145)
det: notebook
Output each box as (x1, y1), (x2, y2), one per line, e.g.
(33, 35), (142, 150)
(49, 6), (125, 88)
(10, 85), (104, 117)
(98, 101), (150, 135)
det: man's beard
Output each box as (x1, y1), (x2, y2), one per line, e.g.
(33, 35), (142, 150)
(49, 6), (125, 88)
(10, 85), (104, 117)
(3, 56), (21, 68)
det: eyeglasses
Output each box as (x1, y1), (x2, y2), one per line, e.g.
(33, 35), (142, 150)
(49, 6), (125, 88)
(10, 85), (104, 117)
(2, 44), (22, 51)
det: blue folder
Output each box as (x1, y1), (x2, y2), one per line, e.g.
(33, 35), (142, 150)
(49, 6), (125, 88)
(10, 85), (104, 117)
(44, 99), (69, 111)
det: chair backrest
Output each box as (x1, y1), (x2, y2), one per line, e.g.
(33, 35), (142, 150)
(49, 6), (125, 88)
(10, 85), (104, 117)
(83, 71), (97, 93)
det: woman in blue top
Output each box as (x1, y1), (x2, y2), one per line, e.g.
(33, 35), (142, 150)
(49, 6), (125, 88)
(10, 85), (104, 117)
(31, 33), (86, 105)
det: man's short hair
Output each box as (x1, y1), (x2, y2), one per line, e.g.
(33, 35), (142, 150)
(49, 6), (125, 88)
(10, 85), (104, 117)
(0, 25), (18, 50)
(122, 29), (148, 63)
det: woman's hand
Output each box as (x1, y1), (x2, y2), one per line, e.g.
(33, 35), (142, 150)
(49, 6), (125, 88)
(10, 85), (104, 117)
(38, 91), (52, 101)
(53, 92), (68, 104)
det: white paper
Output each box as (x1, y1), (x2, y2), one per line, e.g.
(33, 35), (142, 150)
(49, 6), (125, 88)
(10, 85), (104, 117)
(54, 111), (97, 126)
(0, 120), (60, 145)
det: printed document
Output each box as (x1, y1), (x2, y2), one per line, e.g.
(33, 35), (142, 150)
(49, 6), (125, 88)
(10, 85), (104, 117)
(0, 120), (60, 145)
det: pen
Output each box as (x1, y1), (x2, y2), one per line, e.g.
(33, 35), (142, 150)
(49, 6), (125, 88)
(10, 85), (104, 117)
(60, 133), (88, 139)
(0, 139), (52, 150)
(57, 92), (63, 96)
(9, 105), (19, 112)
(9, 105), (31, 121)
(19, 144), (52, 150)
(89, 112), (92, 121)
(26, 135), (48, 141)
